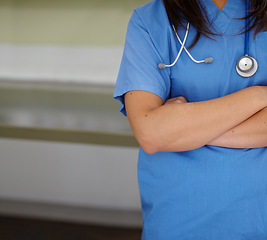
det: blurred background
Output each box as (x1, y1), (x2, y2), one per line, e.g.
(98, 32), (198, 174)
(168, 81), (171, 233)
(0, 0), (147, 239)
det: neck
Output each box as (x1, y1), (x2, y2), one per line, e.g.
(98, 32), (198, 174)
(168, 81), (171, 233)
(211, 0), (228, 10)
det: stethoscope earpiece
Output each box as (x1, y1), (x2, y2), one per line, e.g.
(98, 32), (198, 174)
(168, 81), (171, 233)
(236, 55), (258, 78)
(157, 23), (213, 69)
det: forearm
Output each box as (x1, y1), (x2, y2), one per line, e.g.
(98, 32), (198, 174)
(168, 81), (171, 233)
(208, 107), (267, 149)
(126, 86), (267, 153)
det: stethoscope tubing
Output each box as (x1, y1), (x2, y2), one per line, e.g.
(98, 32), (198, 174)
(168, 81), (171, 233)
(159, 0), (258, 78)
(245, 0), (249, 56)
(236, 0), (258, 78)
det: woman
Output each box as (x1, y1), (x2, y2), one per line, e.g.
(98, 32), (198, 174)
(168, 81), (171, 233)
(114, 0), (267, 239)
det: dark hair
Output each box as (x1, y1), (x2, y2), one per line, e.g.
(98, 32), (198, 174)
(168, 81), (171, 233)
(163, 0), (267, 48)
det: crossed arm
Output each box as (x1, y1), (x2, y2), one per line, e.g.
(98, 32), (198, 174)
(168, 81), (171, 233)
(209, 106), (267, 149)
(124, 86), (267, 154)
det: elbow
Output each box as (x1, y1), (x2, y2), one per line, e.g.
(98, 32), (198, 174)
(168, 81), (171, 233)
(140, 141), (158, 155)
(135, 128), (160, 155)
(135, 128), (205, 154)
(132, 121), (205, 154)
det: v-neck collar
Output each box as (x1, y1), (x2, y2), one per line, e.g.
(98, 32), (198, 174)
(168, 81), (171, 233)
(201, 0), (244, 33)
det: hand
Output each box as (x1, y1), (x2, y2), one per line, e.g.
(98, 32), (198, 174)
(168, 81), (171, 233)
(164, 96), (188, 106)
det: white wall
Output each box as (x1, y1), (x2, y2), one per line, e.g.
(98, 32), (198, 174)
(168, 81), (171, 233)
(0, 138), (140, 210)
(0, 0), (143, 223)
(0, 44), (123, 85)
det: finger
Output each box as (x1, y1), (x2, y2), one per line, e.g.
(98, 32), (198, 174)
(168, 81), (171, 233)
(164, 96), (187, 105)
(164, 99), (185, 105)
(176, 96), (187, 103)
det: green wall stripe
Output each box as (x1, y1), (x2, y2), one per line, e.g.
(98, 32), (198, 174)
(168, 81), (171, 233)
(0, 0), (147, 46)
(0, 125), (139, 148)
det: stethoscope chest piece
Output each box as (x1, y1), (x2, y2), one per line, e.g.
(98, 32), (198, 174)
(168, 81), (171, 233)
(236, 54), (258, 78)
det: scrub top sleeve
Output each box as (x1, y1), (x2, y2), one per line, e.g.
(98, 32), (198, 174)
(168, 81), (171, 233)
(113, 10), (170, 116)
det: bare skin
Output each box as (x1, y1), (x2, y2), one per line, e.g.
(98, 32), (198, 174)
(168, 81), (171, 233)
(165, 96), (267, 149)
(212, 0), (228, 10)
(125, 87), (267, 154)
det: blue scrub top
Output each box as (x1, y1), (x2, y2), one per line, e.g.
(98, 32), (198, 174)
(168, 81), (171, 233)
(114, 0), (267, 239)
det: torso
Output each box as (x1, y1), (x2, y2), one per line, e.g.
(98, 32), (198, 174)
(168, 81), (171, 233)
(134, 0), (267, 239)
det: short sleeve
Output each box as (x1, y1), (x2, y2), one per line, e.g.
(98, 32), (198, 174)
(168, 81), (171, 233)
(113, 10), (170, 116)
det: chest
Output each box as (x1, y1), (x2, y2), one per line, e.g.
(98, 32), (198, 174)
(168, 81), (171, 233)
(168, 24), (267, 102)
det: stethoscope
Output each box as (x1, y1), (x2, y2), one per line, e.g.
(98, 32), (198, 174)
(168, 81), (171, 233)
(158, 2), (258, 78)
(236, 2), (258, 77)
